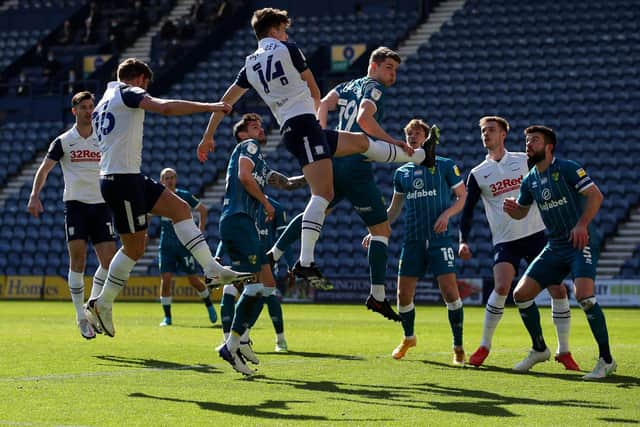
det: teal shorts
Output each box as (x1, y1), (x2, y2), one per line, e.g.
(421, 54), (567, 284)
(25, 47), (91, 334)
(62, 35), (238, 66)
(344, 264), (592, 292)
(158, 241), (200, 275)
(219, 213), (262, 273)
(398, 238), (457, 278)
(524, 237), (600, 288)
(329, 160), (387, 227)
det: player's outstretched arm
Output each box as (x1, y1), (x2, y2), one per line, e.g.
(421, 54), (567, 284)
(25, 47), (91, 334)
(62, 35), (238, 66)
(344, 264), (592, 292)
(198, 84), (248, 162)
(317, 90), (338, 129)
(139, 96), (231, 116)
(27, 156), (57, 218)
(357, 102), (410, 154)
(267, 170), (307, 191)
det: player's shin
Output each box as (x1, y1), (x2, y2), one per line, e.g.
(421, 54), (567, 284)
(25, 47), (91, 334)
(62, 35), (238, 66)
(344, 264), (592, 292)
(100, 249), (136, 304)
(446, 298), (464, 348)
(265, 288), (284, 334)
(481, 290), (507, 349)
(90, 265), (107, 300)
(551, 297), (571, 354)
(270, 213), (303, 262)
(300, 196), (329, 266)
(363, 138), (426, 164)
(368, 237), (388, 300)
(220, 285), (238, 337)
(68, 270), (86, 319)
(579, 296), (613, 363)
(172, 219), (222, 273)
(515, 297), (547, 351)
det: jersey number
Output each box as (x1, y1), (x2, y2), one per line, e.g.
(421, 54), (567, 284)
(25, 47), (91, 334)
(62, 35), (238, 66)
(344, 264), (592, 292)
(337, 99), (358, 131)
(440, 247), (455, 262)
(252, 54), (288, 94)
(92, 101), (115, 142)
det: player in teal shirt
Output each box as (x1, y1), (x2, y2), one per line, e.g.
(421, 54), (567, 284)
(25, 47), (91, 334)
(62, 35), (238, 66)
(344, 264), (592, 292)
(157, 168), (217, 327)
(217, 196), (295, 353)
(269, 47), (439, 321)
(217, 113), (305, 375)
(369, 119), (467, 365)
(504, 125), (615, 379)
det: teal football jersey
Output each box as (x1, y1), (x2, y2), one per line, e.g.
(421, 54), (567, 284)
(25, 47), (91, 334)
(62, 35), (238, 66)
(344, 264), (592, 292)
(517, 158), (599, 242)
(333, 76), (385, 169)
(221, 139), (269, 221)
(393, 157), (463, 242)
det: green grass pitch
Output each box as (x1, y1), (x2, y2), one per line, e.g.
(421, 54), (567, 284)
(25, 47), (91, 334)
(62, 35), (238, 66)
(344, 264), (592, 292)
(1, 301), (638, 426)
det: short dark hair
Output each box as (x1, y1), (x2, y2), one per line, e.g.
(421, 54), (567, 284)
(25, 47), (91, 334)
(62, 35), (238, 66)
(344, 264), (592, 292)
(71, 91), (94, 107)
(479, 116), (510, 133)
(403, 118), (430, 136)
(369, 46), (401, 65)
(251, 8), (290, 40)
(233, 113), (262, 142)
(524, 125), (557, 147)
(117, 58), (153, 82)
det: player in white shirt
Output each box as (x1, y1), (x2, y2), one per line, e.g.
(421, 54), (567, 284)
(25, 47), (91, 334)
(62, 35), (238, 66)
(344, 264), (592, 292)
(85, 58), (250, 337)
(198, 7), (438, 288)
(27, 91), (116, 340)
(458, 116), (579, 370)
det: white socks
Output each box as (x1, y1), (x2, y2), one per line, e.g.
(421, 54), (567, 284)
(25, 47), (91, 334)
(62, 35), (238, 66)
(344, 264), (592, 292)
(173, 219), (221, 275)
(160, 296), (172, 305)
(371, 285), (386, 301)
(363, 139), (426, 164)
(551, 297), (571, 354)
(300, 195), (329, 266)
(99, 249), (136, 305)
(67, 270), (85, 319)
(480, 291), (507, 349)
(90, 265), (107, 300)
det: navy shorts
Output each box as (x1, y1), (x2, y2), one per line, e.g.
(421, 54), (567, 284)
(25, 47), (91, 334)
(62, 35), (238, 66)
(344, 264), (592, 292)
(281, 114), (338, 167)
(100, 173), (165, 234)
(64, 201), (116, 243)
(159, 240), (200, 275)
(493, 230), (547, 273)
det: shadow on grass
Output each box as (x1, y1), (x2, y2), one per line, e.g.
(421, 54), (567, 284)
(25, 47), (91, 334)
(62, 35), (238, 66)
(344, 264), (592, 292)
(256, 374), (616, 418)
(94, 355), (220, 374)
(598, 418), (638, 424)
(129, 392), (387, 422)
(424, 359), (640, 388)
(261, 350), (364, 361)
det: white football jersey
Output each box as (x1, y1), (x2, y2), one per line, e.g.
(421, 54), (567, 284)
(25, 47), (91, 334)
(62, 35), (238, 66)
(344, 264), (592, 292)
(468, 150), (546, 245)
(236, 38), (316, 126)
(47, 125), (104, 204)
(92, 81), (146, 175)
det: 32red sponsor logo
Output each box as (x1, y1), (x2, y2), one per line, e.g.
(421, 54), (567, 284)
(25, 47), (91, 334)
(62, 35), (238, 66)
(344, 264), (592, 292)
(70, 149), (101, 162)
(490, 175), (522, 196)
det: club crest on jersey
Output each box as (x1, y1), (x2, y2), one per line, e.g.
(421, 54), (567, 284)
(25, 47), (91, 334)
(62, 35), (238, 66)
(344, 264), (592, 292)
(576, 168), (586, 177)
(371, 88), (382, 101)
(248, 254), (257, 265)
(246, 142), (258, 155)
(552, 172), (560, 181)
(453, 165), (461, 176)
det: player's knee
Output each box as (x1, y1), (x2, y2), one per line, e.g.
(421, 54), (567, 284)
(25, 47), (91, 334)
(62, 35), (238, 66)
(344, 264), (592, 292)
(547, 283), (568, 299)
(578, 296), (596, 311)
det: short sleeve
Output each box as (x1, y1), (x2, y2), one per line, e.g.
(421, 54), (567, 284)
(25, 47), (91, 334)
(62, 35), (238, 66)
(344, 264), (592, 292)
(362, 79), (385, 110)
(234, 66), (251, 89)
(517, 174), (534, 206)
(120, 85), (147, 108)
(283, 41), (308, 73)
(46, 138), (63, 161)
(445, 159), (463, 188)
(393, 168), (405, 193)
(562, 159), (594, 192)
(239, 140), (261, 164)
